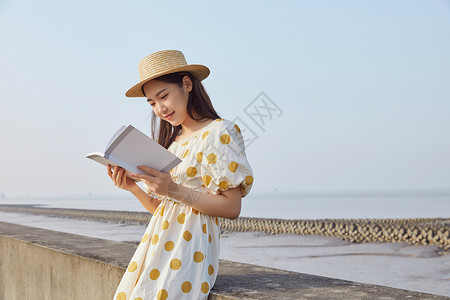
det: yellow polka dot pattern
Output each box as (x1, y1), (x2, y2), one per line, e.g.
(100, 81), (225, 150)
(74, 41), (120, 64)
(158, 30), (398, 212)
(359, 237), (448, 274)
(234, 124), (241, 133)
(164, 241), (174, 251)
(183, 149), (189, 158)
(245, 175), (254, 185)
(193, 251), (204, 263)
(183, 230), (192, 241)
(117, 292), (126, 300)
(201, 282), (210, 294)
(161, 220), (169, 230)
(181, 281), (192, 293)
(194, 119), (254, 197)
(140, 233), (148, 244)
(170, 258), (182, 270)
(156, 289), (168, 300)
(115, 119), (251, 299)
(177, 213), (185, 224)
(228, 161), (238, 172)
(206, 153), (217, 164)
(186, 166), (197, 177)
(151, 234), (159, 245)
(128, 261), (138, 272)
(202, 175), (212, 186)
(218, 181), (229, 190)
(220, 134), (231, 144)
(170, 119), (254, 198)
(196, 152), (203, 163)
(150, 268), (160, 280)
(208, 264), (214, 276)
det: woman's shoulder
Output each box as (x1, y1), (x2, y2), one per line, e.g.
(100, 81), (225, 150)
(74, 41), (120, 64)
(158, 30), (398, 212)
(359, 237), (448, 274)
(208, 118), (242, 135)
(206, 118), (246, 152)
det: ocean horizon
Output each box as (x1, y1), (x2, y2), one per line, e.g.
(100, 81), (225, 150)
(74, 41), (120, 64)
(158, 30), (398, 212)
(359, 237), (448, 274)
(1, 188), (449, 220)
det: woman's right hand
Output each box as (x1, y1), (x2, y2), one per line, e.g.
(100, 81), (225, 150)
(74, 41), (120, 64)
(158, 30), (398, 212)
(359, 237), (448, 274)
(107, 164), (138, 192)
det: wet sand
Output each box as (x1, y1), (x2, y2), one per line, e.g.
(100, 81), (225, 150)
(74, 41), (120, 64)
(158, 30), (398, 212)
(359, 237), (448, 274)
(219, 231), (450, 297)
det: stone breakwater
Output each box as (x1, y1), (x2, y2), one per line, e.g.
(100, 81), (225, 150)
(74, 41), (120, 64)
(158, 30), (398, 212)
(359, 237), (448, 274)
(219, 217), (450, 254)
(0, 205), (150, 225)
(0, 205), (448, 254)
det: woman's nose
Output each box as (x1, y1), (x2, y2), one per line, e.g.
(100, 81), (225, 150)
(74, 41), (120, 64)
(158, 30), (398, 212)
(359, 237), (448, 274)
(158, 105), (168, 115)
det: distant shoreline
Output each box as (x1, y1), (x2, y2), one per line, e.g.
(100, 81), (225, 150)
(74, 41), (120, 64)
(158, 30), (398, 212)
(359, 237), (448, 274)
(0, 204), (448, 254)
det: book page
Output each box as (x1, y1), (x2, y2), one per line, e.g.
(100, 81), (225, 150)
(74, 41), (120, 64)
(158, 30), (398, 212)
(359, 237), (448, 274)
(104, 125), (182, 174)
(105, 125), (127, 151)
(85, 153), (139, 181)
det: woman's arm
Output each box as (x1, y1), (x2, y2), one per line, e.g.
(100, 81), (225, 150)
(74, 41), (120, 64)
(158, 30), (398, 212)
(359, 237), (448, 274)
(129, 166), (242, 219)
(129, 185), (161, 215)
(168, 182), (241, 220)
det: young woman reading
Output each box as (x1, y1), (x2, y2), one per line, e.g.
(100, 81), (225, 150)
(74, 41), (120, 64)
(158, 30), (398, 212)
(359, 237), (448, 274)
(108, 49), (254, 300)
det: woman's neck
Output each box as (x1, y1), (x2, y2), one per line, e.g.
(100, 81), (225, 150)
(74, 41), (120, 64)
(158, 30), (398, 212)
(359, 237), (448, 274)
(179, 118), (215, 137)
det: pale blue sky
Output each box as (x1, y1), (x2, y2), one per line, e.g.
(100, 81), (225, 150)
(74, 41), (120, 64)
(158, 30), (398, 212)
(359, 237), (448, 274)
(1, 0), (449, 197)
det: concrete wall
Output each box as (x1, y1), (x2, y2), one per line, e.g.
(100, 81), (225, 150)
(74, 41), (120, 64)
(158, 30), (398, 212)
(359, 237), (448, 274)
(0, 235), (124, 299)
(0, 222), (447, 300)
(0, 221), (136, 300)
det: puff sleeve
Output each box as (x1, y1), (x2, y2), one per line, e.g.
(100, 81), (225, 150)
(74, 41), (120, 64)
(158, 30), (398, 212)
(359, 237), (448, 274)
(199, 119), (254, 197)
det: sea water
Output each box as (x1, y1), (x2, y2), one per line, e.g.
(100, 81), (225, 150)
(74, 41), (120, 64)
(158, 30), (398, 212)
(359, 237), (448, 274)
(1, 190), (449, 219)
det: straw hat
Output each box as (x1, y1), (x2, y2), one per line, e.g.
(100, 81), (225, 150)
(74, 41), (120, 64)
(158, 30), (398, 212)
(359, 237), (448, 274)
(125, 49), (210, 98)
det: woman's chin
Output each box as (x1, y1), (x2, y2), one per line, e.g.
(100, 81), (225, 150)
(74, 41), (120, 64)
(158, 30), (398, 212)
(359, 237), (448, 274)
(166, 119), (179, 126)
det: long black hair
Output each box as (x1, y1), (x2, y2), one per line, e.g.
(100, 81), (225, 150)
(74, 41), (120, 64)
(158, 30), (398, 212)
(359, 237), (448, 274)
(142, 71), (221, 149)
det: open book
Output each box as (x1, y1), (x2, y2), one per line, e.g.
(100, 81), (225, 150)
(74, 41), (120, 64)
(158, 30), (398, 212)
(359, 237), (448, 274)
(86, 125), (182, 180)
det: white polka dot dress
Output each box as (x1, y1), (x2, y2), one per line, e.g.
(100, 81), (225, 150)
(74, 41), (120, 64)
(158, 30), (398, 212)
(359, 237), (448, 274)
(113, 118), (254, 300)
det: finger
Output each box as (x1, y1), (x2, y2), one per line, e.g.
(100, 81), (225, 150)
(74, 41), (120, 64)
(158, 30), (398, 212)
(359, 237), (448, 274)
(118, 168), (123, 186)
(107, 164), (112, 178)
(122, 169), (128, 183)
(114, 167), (121, 185)
(113, 169), (118, 186)
(112, 166), (117, 178)
(137, 166), (159, 176)
(129, 173), (151, 182)
(122, 169), (129, 182)
(130, 175), (140, 183)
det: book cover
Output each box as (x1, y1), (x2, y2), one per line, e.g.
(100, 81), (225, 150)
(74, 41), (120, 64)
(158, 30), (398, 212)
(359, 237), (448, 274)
(86, 125), (182, 180)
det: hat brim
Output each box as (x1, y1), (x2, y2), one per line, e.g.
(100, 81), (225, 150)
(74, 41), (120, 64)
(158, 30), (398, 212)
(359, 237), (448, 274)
(125, 64), (210, 98)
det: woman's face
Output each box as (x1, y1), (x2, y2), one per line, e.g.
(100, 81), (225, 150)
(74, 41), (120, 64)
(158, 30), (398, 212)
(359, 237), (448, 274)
(142, 76), (192, 126)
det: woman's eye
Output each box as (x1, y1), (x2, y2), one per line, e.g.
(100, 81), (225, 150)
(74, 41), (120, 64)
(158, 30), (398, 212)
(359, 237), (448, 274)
(162, 94), (168, 99)
(150, 103), (155, 107)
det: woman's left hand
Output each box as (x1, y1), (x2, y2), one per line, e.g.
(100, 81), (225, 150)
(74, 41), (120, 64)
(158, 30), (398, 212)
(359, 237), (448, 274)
(129, 166), (178, 197)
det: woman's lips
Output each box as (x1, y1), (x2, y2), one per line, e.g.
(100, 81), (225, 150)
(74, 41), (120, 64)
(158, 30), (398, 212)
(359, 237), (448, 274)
(166, 112), (174, 120)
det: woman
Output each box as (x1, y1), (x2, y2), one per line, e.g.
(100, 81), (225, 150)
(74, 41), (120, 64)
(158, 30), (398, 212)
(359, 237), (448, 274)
(108, 50), (254, 300)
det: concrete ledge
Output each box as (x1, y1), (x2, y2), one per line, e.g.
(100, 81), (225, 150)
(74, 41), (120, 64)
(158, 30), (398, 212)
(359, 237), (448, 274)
(0, 222), (447, 299)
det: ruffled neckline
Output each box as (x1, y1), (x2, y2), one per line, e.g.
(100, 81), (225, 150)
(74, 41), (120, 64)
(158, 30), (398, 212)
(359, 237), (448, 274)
(171, 118), (220, 145)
